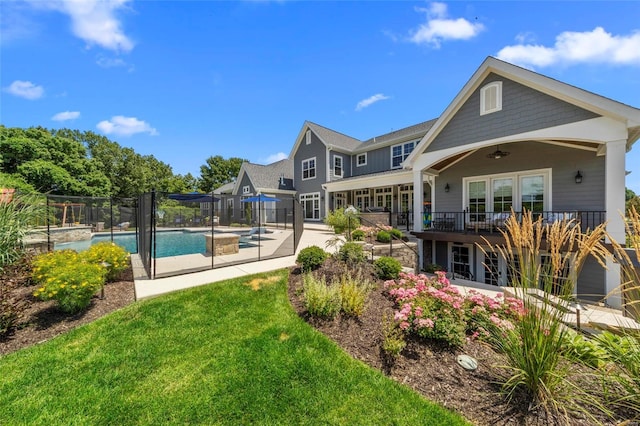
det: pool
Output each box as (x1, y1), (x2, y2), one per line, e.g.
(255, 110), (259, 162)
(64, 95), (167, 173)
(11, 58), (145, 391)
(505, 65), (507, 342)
(54, 230), (254, 258)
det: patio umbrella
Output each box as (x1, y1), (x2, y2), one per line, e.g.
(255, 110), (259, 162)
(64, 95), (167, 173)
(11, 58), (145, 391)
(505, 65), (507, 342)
(168, 192), (220, 203)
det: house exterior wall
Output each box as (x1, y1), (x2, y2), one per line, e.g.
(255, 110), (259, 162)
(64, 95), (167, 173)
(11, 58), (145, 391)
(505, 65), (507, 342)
(426, 74), (600, 153)
(237, 173), (255, 196)
(293, 130), (328, 218)
(352, 145), (393, 176)
(329, 151), (351, 181)
(577, 256), (606, 302)
(433, 141), (605, 212)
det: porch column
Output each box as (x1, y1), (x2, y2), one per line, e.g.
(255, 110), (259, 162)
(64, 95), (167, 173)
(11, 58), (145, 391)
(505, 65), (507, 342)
(412, 169), (424, 233)
(604, 139), (626, 309)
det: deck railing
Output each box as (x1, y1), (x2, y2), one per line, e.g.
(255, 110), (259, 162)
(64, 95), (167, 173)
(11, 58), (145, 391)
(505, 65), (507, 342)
(423, 210), (606, 234)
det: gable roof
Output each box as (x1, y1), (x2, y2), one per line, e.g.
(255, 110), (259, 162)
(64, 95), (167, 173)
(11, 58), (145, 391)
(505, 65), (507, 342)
(233, 159), (294, 194)
(288, 121), (361, 158)
(355, 119), (438, 153)
(213, 181), (235, 194)
(405, 56), (640, 166)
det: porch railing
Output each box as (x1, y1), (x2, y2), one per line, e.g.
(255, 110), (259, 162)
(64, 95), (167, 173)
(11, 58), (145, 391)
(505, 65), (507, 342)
(423, 210), (606, 234)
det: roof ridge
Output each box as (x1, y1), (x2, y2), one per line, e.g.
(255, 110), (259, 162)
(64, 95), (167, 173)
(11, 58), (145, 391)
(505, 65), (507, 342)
(307, 121), (361, 143)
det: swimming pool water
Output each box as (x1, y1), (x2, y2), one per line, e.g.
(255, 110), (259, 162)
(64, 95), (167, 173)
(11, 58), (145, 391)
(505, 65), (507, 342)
(54, 230), (252, 258)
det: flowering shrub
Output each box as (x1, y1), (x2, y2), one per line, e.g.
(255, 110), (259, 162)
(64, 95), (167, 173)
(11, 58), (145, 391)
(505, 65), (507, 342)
(384, 271), (524, 347)
(81, 242), (130, 282)
(32, 250), (106, 313)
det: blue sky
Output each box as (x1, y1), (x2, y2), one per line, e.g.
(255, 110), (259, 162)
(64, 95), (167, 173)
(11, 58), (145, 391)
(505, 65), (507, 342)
(2, 1), (640, 193)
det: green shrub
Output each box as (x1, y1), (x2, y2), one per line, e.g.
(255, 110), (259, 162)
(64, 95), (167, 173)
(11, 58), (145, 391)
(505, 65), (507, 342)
(296, 246), (328, 272)
(338, 242), (366, 265)
(561, 331), (607, 369)
(390, 228), (403, 240)
(425, 263), (444, 273)
(82, 242), (130, 282)
(374, 257), (402, 280)
(1, 295), (24, 338)
(324, 208), (360, 235)
(302, 274), (341, 318)
(376, 230), (391, 243)
(351, 229), (365, 241)
(381, 313), (406, 359)
(32, 251), (106, 313)
(0, 193), (45, 271)
(338, 273), (372, 317)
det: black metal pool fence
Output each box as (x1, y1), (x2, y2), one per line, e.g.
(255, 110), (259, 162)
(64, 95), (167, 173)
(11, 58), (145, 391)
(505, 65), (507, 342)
(136, 191), (304, 279)
(44, 194), (138, 251)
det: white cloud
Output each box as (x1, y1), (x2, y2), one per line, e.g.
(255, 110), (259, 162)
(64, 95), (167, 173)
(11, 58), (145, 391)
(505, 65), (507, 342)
(32, 0), (134, 52)
(52, 111), (80, 121)
(409, 2), (484, 48)
(497, 27), (640, 69)
(355, 94), (390, 111)
(96, 116), (158, 137)
(259, 152), (288, 164)
(4, 80), (44, 100)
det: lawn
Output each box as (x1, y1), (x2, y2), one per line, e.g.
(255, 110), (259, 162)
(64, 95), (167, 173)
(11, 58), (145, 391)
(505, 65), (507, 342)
(0, 269), (468, 425)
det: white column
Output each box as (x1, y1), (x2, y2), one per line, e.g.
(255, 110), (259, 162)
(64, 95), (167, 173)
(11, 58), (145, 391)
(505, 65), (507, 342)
(604, 139), (627, 308)
(413, 170), (424, 232)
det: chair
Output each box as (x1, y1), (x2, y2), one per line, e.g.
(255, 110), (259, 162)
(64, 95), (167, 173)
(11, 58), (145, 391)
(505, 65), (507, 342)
(116, 222), (130, 231)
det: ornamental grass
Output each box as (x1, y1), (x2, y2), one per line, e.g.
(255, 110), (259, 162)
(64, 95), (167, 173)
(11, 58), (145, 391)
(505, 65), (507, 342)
(480, 210), (610, 422)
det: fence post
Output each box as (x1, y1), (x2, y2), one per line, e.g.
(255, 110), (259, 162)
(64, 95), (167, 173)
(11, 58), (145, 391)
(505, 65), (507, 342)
(46, 195), (51, 251)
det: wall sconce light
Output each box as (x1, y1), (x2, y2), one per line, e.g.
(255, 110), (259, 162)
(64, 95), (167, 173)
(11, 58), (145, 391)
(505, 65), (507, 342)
(444, 183), (450, 193)
(575, 171), (583, 184)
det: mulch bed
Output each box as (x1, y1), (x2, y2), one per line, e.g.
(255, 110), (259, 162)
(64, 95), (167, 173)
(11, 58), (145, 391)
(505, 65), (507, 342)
(0, 256), (136, 356)
(287, 258), (627, 426)
(1, 255), (632, 425)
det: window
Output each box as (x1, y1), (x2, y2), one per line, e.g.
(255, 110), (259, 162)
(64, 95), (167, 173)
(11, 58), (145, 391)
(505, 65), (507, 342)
(242, 185), (250, 194)
(391, 141), (416, 169)
(300, 193), (320, 220)
(356, 153), (367, 167)
(355, 189), (370, 211)
(464, 169), (550, 219)
(333, 155), (343, 178)
(480, 81), (502, 115)
(333, 192), (346, 210)
(305, 130), (311, 145)
(226, 199), (234, 217)
(468, 181), (487, 222)
(375, 187), (392, 210)
(302, 157), (316, 180)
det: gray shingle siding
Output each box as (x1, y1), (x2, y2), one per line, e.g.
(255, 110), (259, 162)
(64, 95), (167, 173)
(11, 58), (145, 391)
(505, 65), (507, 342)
(426, 74), (600, 153)
(433, 141), (605, 213)
(351, 145), (394, 176)
(294, 130), (327, 216)
(237, 173), (254, 195)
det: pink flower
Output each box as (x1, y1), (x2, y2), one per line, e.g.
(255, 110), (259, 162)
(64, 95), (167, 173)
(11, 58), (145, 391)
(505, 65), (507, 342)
(399, 321), (410, 330)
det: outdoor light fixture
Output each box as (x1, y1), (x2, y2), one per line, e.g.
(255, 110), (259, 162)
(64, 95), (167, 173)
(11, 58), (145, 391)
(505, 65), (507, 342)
(487, 145), (510, 159)
(575, 171), (583, 184)
(444, 183), (450, 193)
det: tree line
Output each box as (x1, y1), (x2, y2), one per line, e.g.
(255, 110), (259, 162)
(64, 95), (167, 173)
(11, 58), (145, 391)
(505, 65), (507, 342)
(0, 126), (246, 198)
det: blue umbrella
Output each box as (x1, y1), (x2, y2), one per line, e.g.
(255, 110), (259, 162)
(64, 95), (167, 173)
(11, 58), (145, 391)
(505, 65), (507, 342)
(168, 192), (220, 203)
(240, 194), (280, 203)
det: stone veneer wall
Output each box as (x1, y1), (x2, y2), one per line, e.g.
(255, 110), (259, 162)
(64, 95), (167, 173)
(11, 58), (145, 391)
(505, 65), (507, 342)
(205, 233), (240, 256)
(27, 226), (92, 243)
(361, 241), (418, 268)
(359, 212), (391, 227)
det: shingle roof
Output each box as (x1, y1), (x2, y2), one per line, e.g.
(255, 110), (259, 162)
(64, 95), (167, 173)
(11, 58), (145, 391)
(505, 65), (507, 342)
(242, 159), (294, 191)
(213, 181), (235, 194)
(355, 119), (438, 152)
(307, 122), (362, 152)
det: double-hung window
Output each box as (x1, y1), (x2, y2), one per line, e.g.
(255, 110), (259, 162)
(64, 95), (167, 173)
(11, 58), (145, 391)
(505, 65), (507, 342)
(333, 155), (343, 178)
(302, 157), (316, 180)
(391, 141), (416, 169)
(356, 153), (367, 167)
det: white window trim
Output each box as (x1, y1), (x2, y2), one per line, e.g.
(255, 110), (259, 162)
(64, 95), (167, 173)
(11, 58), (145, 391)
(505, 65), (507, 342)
(242, 185), (250, 194)
(299, 192), (321, 221)
(462, 168), (552, 212)
(301, 156), (316, 181)
(306, 130), (311, 145)
(390, 140), (418, 169)
(333, 155), (343, 178)
(356, 153), (367, 167)
(480, 81), (503, 116)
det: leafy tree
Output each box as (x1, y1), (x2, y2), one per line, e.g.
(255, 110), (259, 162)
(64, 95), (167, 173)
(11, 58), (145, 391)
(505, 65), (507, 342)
(627, 188), (640, 215)
(198, 155), (246, 192)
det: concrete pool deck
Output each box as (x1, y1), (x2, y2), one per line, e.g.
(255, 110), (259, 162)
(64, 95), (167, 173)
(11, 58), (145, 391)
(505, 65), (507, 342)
(132, 224), (638, 333)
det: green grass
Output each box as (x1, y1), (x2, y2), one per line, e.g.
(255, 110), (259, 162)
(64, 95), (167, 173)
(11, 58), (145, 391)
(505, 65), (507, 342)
(0, 270), (468, 425)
